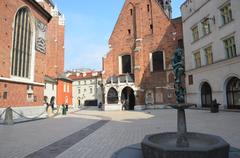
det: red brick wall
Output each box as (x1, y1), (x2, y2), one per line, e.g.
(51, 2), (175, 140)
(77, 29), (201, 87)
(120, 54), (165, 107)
(37, 0), (65, 78)
(103, 0), (183, 105)
(45, 16), (65, 78)
(0, 0), (54, 107)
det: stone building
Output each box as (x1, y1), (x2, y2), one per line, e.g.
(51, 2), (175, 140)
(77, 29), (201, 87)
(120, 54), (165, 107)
(0, 0), (65, 116)
(68, 71), (103, 108)
(181, 0), (240, 109)
(103, 0), (183, 110)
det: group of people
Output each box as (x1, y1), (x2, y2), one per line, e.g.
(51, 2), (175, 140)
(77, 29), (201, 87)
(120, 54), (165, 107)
(45, 96), (55, 112)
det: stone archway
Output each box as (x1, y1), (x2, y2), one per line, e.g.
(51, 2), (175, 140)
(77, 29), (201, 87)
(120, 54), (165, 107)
(121, 87), (135, 110)
(107, 87), (118, 104)
(226, 77), (240, 109)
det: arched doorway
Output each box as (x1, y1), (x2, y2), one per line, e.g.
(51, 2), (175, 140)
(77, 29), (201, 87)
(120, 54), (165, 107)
(121, 87), (135, 110)
(107, 88), (118, 104)
(227, 77), (240, 109)
(201, 82), (212, 108)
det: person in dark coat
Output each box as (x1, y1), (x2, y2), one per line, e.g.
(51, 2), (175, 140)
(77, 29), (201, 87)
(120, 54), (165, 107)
(50, 96), (55, 111)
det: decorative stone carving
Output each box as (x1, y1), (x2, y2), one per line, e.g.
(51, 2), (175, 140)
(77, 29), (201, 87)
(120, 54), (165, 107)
(145, 90), (154, 105)
(35, 19), (47, 53)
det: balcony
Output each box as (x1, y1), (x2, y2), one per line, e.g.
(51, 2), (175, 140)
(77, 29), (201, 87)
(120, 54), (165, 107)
(106, 74), (134, 85)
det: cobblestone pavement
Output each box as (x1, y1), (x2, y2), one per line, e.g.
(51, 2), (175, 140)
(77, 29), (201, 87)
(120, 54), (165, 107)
(0, 109), (240, 158)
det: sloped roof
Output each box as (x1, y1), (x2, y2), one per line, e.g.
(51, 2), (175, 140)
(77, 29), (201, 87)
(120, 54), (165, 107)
(68, 72), (102, 81)
(44, 75), (57, 83)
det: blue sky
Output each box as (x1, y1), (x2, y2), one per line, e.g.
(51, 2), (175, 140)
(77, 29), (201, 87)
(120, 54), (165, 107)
(53, 0), (185, 71)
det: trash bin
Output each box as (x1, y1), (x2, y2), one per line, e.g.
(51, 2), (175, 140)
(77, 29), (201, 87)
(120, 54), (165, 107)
(211, 99), (220, 113)
(62, 105), (67, 115)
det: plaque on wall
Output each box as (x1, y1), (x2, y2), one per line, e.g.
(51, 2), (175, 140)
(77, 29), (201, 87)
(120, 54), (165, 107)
(35, 19), (47, 53)
(145, 90), (154, 105)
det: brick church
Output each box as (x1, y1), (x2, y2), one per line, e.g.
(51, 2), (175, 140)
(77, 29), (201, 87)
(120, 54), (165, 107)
(103, 0), (183, 110)
(0, 0), (65, 115)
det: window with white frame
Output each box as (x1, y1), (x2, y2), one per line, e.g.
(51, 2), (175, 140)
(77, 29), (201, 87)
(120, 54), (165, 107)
(67, 83), (69, 92)
(150, 51), (164, 72)
(224, 36), (236, 59)
(64, 82), (66, 92)
(11, 7), (33, 78)
(78, 88), (81, 94)
(120, 55), (132, 74)
(194, 51), (201, 68)
(192, 25), (199, 41)
(204, 46), (213, 65)
(220, 3), (233, 25)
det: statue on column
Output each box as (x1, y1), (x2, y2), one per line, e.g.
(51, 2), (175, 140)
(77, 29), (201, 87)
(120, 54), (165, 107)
(171, 48), (185, 103)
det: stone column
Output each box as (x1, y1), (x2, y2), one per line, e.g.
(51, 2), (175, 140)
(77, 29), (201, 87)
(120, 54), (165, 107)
(4, 107), (14, 125)
(177, 108), (189, 147)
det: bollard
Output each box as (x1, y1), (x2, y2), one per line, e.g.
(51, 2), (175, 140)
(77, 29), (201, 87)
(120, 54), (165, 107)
(4, 107), (14, 125)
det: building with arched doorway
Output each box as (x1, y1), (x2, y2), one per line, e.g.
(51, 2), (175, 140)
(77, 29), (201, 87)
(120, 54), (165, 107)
(0, 0), (65, 117)
(181, 0), (240, 109)
(103, 0), (183, 110)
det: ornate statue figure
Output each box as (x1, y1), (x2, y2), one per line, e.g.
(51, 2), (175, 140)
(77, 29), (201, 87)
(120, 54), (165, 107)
(171, 48), (185, 103)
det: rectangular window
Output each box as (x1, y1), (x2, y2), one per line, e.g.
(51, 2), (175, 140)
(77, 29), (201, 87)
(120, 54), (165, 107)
(64, 83), (66, 92)
(224, 36), (236, 59)
(130, 9), (133, 16)
(204, 46), (213, 65)
(128, 29), (131, 35)
(194, 51), (201, 68)
(192, 26), (199, 41)
(3, 92), (8, 99)
(202, 18), (211, 36)
(122, 55), (132, 73)
(78, 88), (81, 94)
(152, 51), (164, 72)
(220, 3), (233, 25)
(27, 93), (33, 102)
(178, 39), (184, 49)
(188, 75), (193, 85)
(67, 84), (69, 93)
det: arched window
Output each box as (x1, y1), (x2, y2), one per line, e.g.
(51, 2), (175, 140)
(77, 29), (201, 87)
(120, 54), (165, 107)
(201, 82), (212, 108)
(227, 77), (240, 109)
(107, 88), (118, 104)
(11, 7), (32, 78)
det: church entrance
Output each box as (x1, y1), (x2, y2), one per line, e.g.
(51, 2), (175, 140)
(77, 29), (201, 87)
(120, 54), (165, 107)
(121, 87), (135, 110)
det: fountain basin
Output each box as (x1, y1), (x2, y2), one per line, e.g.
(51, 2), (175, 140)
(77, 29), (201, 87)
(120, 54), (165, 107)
(142, 132), (230, 158)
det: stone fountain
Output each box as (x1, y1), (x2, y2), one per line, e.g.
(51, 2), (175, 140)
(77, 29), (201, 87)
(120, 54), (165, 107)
(112, 48), (237, 158)
(141, 48), (230, 158)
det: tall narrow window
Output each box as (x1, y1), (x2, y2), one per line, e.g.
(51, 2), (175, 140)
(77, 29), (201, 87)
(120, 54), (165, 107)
(152, 51), (164, 72)
(130, 9), (133, 16)
(204, 46), (213, 65)
(224, 36), (236, 59)
(147, 4), (150, 12)
(202, 18), (211, 36)
(11, 7), (32, 78)
(122, 55), (132, 74)
(194, 51), (201, 68)
(220, 3), (233, 25)
(192, 26), (199, 42)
